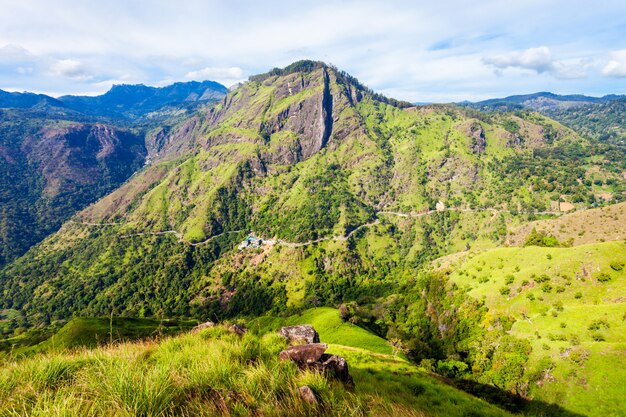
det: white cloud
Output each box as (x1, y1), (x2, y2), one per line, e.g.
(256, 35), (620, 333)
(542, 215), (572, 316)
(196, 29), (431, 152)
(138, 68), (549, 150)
(50, 59), (92, 80)
(185, 67), (244, 80)
(0, 1), (625, 99)
(602, 50), (626, 78)
(483, 46), (555, 74)
(483, 46), (588, 80)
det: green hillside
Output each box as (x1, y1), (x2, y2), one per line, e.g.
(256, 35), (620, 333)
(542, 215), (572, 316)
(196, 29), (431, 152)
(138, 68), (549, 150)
(250, 307), (393, 355)
(1, 61), (625, 416)
(0, 322), (516, 417)
(443, 241), (626, 416)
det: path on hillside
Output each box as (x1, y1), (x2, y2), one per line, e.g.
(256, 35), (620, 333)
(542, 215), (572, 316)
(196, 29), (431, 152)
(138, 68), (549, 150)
(72, 207), (562, 249)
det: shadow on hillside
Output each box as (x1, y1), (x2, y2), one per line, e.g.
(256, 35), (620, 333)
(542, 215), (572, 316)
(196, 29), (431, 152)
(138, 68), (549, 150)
(449, 379), (586, 416)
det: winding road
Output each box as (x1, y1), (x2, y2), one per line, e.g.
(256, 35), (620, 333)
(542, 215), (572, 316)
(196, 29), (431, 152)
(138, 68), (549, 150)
(73, 207), (562, 249)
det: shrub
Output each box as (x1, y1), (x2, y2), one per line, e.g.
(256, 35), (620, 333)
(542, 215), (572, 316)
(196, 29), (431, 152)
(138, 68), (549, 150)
(499, 286), (510, 296)
(610, 261), (623, 271)
(596, 273), (612, 283)
(588, 319), (610, 331)
(591, 333), (606, 342)
(574, 292), (582, 299)
(541, 283), (553, 293)
(437, 360), (469, 378)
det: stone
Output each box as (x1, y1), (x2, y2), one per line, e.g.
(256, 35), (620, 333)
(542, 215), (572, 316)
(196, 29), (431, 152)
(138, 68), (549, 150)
(296, 385), (318, 404)
(317, 354), (354, 388)
(228, 323), (247, 336)
(279, 343), (328, 366)
(278, 325), (320, 344)
(191, 321), (215, 333)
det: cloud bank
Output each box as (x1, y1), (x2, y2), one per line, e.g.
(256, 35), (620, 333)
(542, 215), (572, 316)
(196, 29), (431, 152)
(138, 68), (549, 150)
(0, 0), (624, 101)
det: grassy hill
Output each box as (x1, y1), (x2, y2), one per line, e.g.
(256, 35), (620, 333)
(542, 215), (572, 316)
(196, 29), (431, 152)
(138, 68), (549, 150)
(1, 61), (625, 416)
(442, 241), (626, 416)
(0, 320), (519, 417)
(506, 202), (626, 246)
(250, 307), (393, 356)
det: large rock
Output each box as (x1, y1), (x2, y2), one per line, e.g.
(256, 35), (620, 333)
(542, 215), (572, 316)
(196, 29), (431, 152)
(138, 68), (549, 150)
(279, 343), (328, 366)
(191, 321), (215, 333)
(278, 325), (320, 344)
(317, 354), (354, 387)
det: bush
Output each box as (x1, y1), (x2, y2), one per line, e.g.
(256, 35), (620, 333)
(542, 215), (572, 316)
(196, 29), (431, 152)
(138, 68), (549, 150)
(596, 273), (612, 283)
(437, 360), (469, 378)
(610, 261), (623, 271)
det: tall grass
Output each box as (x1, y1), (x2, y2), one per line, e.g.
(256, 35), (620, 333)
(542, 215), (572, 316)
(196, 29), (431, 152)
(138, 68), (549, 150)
(0, 326), (365, 417)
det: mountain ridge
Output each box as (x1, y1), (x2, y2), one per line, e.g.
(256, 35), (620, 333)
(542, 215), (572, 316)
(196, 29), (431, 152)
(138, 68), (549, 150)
(0, 79), (228, 118)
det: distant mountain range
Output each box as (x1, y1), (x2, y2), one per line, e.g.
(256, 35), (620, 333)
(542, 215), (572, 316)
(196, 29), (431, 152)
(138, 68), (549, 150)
(466, 91), (626, 111)
(0, 80), (227, 118)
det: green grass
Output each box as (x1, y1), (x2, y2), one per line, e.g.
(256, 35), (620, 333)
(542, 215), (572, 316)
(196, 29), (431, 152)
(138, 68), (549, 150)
(444, 240), (626, 417)
(250, 307), (393, 355)
(3, 317), (195, 356)
(0, 324), (514, 417)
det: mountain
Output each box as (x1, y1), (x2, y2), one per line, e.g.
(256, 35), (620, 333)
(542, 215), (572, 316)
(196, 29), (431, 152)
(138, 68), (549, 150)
(469, 92), (626, 112)
(0, 61), (625, 416)
(0, 80), (227, 119)
(465, 92), (626, 145)
(0, 79), (227, 266)
(59, 80), (228, 118)
(0, 109), (146, 266)
(0, 89), (66, 109)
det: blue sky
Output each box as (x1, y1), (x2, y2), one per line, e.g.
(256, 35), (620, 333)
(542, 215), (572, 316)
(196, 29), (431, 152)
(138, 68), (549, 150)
(1, 0), (625, 102)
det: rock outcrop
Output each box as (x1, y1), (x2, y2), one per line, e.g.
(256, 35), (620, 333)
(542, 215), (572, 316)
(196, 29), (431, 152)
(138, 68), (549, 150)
(467, 121), (486, 155)
(191, 321), (215, 333)
(279, 343), (328, 365)
(278, 325), (320, 344)
(277, 325), (353, 388)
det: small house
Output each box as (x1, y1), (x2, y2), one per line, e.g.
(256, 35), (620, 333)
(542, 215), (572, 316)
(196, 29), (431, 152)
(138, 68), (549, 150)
(238, 235), (263, 250)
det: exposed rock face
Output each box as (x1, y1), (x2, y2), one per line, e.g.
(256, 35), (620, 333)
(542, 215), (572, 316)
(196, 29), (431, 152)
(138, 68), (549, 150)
(467, 122), (486, 155)
(228, 323), (247, 336)
(296, 386), (318, 404)
(279, 343), (328, 366)
(191, 321), (215, 333)
(278, 325), (320, 344)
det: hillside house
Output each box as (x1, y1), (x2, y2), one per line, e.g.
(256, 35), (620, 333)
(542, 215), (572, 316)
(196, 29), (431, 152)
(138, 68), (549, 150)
(238, 235), (263, 250)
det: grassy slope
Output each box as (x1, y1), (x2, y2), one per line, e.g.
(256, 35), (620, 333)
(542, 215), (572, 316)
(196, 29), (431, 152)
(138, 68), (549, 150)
(250, 307), (393, 355)
(0, 317), (196, 356)
(0, 322), (513, 417)
(443, 241), (626, 417)
(507, 202), (626, 246)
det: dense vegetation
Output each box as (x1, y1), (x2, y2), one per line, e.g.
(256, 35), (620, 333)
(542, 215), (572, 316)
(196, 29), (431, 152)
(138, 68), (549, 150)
(1, 63), (625, 416)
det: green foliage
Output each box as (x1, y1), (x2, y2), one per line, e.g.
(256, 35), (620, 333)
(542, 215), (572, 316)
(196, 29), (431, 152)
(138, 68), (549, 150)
(0, 324), (514, 417)
(524, 229), (562, 248)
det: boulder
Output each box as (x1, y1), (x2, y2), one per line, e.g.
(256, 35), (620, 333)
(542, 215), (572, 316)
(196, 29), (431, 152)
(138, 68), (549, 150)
(278, 325), (320, 344)
(296, 385), (317, 404)
(279, 343), (328, 366)
(228, 323), (247, 336)
(191, 321), (215, 333)
(316, 354), (354, 388)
